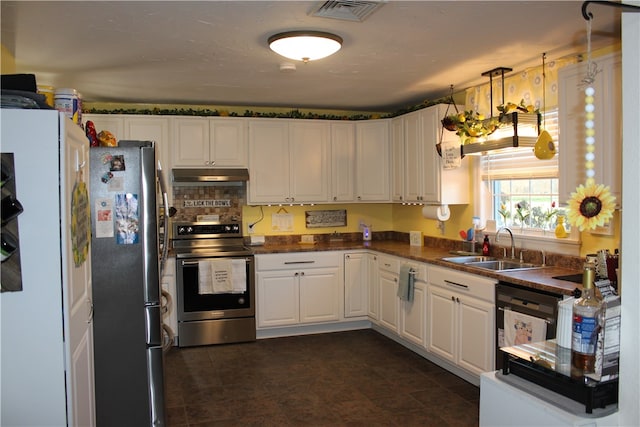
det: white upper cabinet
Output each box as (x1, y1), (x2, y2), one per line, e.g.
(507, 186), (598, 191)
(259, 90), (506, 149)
(248, 119), (330, 204)
(558, 52), (622, 206)
(248, 120), (290, 204)
(83, 114), (124, 141)
(289, 121), (331, 203)
(393, 105), (469, 205)
(391, 117), (405, 202)
(172, 117), (247, 168)
(330, 122), (357, 202)
(355, 120), (391, 202)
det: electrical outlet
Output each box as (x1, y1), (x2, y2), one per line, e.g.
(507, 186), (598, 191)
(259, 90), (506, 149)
(301, 235), (315, 244)
(248, 224), (255, 234)
(409, 231), (423, 246)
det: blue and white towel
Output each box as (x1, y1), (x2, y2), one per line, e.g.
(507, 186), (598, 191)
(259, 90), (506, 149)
(397, 265), (415, 302)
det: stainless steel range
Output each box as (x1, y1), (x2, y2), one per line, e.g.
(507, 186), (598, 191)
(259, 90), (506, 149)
(173, 221), (255, 347)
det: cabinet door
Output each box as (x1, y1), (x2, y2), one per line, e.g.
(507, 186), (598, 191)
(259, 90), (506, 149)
(378, 270), (399, 332)
(331, 122), (356, 202)
(421, 105), (469, 205)
(83, 114), (124, 142)
(426, 285), (457, 363)
(125, 117), (170, 199)
(299, 267), (341, 323)
(160, 257), (177, 337)
(248, 120), (290, 204)
(355, 120), (390, 201)
(457, 296), (495, 375)
(289, 121), (330, 203)
(391, 117), (405, 202)
(559, 53), (622, 205)
(404, 111), (423, 202)
(256, 270), (299, 327)
(400, 281), (426, 347)
(172, 117), (210, 167)
(367, 254), (380, 321)
(344, 253), (368, 318)
(210, 118), (247, 167)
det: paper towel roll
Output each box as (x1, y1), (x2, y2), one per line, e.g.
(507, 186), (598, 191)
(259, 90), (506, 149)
(556, 297), (575, 349)
(422, 204), (450, 221)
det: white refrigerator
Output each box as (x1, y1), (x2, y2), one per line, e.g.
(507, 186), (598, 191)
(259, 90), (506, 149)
(0, 109), (95, 426)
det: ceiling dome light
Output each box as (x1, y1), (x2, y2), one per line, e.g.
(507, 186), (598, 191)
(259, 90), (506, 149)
(268, 31), (343, 63)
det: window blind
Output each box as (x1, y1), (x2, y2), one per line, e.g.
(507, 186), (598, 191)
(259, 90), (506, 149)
(481, 110), (559, 180)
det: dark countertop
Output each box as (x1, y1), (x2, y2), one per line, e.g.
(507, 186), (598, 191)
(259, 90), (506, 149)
(249, 240), (582, 296)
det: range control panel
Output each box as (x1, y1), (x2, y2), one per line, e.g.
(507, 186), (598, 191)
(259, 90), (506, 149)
(173, 222), (241, 238)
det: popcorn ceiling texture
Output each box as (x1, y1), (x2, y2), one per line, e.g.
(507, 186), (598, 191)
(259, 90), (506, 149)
(172, 185), (246, 222)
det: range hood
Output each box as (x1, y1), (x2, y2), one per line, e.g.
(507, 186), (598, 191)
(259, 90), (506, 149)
(171, 168), (249, 183)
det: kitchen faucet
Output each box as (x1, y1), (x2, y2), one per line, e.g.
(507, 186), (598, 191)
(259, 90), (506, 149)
(495, 227), (516, 259)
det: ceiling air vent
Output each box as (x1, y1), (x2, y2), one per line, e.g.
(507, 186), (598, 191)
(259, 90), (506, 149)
(310, 0), (386, 22)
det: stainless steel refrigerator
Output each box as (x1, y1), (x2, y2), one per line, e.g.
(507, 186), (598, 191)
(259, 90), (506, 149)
(90, 140), (166, 426)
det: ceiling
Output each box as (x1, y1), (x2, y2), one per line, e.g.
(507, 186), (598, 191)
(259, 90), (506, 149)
(1, 1), (622, 113)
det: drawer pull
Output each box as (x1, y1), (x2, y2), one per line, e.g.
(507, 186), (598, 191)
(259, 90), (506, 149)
(444, 279), (469, 289)
(284, 260), (315, 265)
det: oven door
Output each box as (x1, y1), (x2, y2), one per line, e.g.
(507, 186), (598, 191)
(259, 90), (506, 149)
(496, 281), (562, 369)
(177, 255), (255, 322)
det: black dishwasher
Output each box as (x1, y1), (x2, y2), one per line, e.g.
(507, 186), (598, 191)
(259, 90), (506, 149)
(495, 281), (563, 369)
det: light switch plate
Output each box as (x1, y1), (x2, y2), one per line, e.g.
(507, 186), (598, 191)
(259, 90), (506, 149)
(410, 231), (423, 247)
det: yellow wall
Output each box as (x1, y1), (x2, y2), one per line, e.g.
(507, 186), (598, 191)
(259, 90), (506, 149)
(1, 44), (16, 74)
(246, 200), (620, 256)
(242, 204), (392, 236)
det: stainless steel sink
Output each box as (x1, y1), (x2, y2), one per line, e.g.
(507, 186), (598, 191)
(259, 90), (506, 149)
(441, 256), (497, 264)
(464, 260), (542, 271)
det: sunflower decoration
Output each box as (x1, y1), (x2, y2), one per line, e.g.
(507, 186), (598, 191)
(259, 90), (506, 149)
(567, 181), (616, 231)
(566, 19), (617, 232)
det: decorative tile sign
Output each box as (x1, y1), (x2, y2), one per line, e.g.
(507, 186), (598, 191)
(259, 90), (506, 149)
(305, 210), (347, 228)
(183, 199), (231, 208)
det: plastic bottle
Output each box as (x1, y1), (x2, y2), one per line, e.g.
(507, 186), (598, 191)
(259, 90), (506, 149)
(555, 215), (568, 238)
(482, 235), (490, 256)
(571, 261), (603, 376)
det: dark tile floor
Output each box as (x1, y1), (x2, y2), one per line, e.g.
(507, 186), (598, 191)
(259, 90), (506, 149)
(164, 329), (480, 426)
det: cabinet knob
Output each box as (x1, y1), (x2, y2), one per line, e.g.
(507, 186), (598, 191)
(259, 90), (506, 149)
(451, 296), (455, 302)
(294, 272), (299, 277)
(300, 271), (305, 276)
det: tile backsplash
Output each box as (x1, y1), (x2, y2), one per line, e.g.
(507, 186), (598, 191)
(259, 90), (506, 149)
(172, 184), (246, 222)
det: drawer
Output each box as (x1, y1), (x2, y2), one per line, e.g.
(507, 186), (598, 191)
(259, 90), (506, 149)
(256, 252), (341, 271)
(428, 265), (496, 303)
(400, 260), (427, 282)
(377, 254), (399, 274)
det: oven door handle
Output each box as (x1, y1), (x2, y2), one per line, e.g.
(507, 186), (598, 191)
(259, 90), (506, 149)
(181, 258), (250, 266)
(498, 307), (554, 324)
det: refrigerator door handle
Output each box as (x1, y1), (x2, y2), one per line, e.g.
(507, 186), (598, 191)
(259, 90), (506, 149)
(145, 305), (162, 346)
(147, 346), (166, 426)
(157, 162), (170, 278)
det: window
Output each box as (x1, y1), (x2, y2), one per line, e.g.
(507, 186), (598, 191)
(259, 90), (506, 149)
(482, 109), (569, 235)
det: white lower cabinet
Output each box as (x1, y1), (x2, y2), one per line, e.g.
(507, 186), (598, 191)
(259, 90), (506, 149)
(367, 253), (380, 322)
(427, 265), (496, 377)
(161, 257), (177, 344)
(344, 252), (369, 318)
(399, 261), (428, 348)
(377, 255), (400, 332)
(256, 253), (342, 329)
